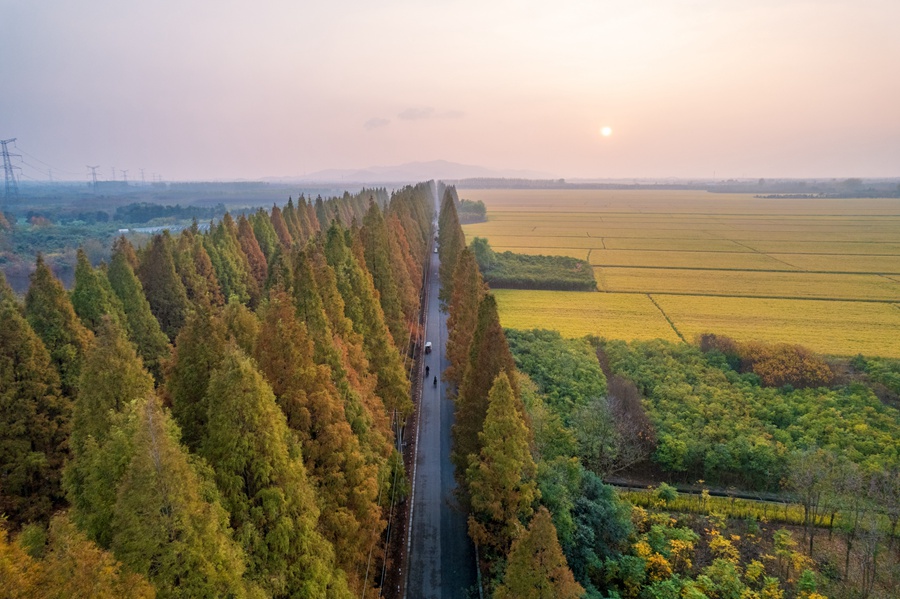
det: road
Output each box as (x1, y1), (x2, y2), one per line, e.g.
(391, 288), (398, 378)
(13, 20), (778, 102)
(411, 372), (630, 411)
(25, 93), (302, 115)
(405, 245), (477, 598)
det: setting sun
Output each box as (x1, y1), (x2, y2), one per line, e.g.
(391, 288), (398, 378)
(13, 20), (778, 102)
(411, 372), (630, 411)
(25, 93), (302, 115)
(601, 126), (612, 137)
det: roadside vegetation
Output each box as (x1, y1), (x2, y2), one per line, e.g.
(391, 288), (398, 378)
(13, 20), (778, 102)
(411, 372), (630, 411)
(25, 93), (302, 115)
(0, 183), (434, 597)
(439, 188), (898, 598)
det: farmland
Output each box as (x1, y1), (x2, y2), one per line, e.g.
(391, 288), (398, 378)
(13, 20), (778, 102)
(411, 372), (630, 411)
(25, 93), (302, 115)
(461, 189), (900, 357)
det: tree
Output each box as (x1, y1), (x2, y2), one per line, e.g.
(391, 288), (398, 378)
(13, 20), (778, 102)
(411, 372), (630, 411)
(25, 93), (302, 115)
(445, 248), (485, 386)
(165, 307), (227, 452)
(70, 248), (126, 334)
(136, 232), (190, 340)
(270, 204), (293, 249)
(0, 514), (156, 599)
(361, 199), (406, 344)
(64, 316), (155, 547)
(237, 214), (268, 289)
(173, 230), (224, 309)
(255, 292), (383, 592)
(438, 186), (466, 306)
(467, 373), (538, 557)
(111, 395), (255, 598)
(785, 448), (838, 555)
(453, 294), (522, 484)
(25, 254), (93, 397)
(324, 222), (412, 418)
(494, 507), (584, 599)
(107, 237), (171, 383)
(200, 349), (351, 598)
(0, 282), (69, 526)
(250, 208), (279, 263)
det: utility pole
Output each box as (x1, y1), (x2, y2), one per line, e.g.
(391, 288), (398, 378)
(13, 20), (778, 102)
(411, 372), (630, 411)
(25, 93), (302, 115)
(1, 138), (21, 204)
(139, 167), (145, 186)
(87, 165), (100, 193)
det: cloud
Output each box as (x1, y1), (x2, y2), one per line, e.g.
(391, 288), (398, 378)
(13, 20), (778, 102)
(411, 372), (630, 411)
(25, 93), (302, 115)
(397, 107), (465, 120)
(364, 117), (391, 130)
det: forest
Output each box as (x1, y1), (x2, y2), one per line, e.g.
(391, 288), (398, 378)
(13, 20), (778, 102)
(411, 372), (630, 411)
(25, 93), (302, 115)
(438, 188), (898, 598)
(471, 236), (597, 291)
(0, 183), (434, 597)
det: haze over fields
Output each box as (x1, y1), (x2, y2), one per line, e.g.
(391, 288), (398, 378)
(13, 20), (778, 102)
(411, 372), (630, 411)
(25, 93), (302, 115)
(2, 0), (899, 181)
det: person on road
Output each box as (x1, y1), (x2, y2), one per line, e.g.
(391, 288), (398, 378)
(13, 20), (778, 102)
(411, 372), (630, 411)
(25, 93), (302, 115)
(425, 365), (430, 377)
(433, 376), (437, 387)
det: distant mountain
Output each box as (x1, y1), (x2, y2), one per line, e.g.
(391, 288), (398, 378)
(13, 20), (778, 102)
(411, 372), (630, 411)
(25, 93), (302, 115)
(264, 160), (554, 184)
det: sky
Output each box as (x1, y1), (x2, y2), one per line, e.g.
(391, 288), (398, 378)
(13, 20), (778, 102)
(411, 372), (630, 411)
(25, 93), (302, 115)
(2, 0), (899, 181)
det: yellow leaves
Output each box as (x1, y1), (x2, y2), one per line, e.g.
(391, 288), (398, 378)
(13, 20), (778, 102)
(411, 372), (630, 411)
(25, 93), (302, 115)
(669, 538), (695, 573)
(709, 530), (741, 564)
(644, 552), (673, 582)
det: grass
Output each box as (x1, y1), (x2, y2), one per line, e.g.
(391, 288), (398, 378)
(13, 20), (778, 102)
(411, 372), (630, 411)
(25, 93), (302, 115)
(457, 190), (900, 356)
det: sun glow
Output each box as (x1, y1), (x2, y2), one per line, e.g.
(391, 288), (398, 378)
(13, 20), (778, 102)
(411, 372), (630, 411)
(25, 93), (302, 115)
(601, 126), (612, 137)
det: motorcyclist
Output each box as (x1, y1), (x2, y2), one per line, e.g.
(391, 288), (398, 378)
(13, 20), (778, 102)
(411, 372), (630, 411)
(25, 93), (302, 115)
(425, 365), (430, 377)
(433, 376), (437, 387)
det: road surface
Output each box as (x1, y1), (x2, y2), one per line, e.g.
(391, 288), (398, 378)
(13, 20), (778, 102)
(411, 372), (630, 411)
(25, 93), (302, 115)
(406, 244), (477, 598)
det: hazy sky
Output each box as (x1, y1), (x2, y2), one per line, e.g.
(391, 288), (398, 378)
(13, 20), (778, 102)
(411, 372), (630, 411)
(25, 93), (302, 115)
(2, 0), (899, 181)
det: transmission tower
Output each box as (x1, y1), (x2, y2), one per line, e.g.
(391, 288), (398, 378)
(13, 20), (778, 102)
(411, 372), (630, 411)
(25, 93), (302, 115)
(1, 138), (21, 204)
(121, 169), (129, 184)
(87, 165), (100, 192)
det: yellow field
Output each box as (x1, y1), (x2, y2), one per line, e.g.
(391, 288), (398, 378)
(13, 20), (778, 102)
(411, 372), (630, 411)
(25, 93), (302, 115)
(596, 268), (900, 302)
(462, 189), (900, 356)
(654, 295), (900, 358)
(588, 249), (798, 270)
(492, 289), (681, 342)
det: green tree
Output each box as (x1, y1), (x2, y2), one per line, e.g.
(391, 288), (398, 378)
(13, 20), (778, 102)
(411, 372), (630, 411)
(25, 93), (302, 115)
(25, 254), (93, 397)
(467, 372), (539, 557)
(495, 507), (584, 599)
(438, 186), (466, 306)
(361, 199), (406, 343)
(453, 294), (522, 483)
(165, 308), (227, 452)
(250, 208), (279, 263)
(112, 395), (256, 598)
(200, 349), (351, 598)
(0, 281), (69, 526)
(174, 230), (224, 309)
(70, 248), (126, 333)
(107, 237), (172, 382)
(64, 316), (154, 547)
(137, 232), (191, 340)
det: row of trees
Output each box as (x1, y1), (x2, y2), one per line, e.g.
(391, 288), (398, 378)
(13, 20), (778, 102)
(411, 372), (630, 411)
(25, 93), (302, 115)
(471, 237), (598, 291)
(1, 183), (434, 596)
(439, 187), (585, 597)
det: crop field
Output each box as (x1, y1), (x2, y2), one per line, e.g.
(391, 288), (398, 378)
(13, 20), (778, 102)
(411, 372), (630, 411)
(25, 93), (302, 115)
(492, 289), (681, 342)
(461, 189), (900, 356)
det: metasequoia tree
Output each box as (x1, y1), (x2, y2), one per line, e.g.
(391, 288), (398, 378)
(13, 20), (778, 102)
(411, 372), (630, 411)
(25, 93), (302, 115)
(495, 507), (584, 599)
(0, 276), (69, 526)
(25, 254), (93, 397)
(200, 349), (351, 598)
(453, 294), (522, 485)
(108, 237), (171, 382)
(136, 232), (190, 340)
(466, 372), (538, 557)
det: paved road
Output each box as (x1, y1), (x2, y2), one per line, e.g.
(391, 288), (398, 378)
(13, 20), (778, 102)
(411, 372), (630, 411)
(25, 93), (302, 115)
(406, 245), (477, 598)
